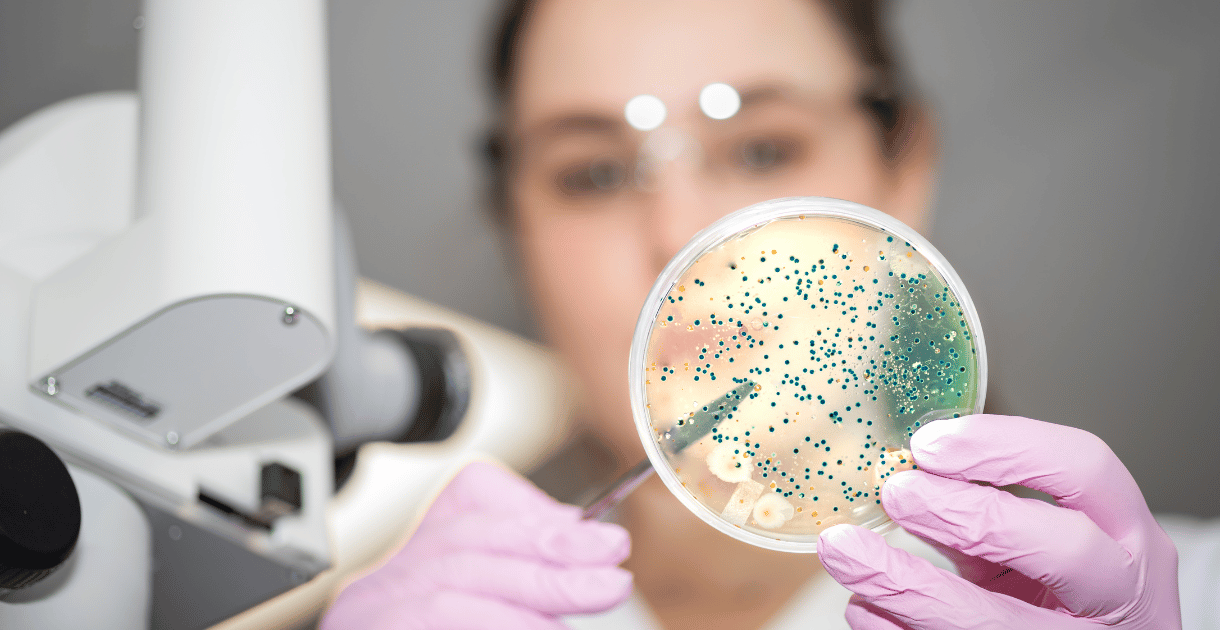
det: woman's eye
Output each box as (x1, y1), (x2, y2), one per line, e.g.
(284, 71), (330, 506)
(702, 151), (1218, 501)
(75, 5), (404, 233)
(555, 157), (627, 196)
(735, 137), (802, 174)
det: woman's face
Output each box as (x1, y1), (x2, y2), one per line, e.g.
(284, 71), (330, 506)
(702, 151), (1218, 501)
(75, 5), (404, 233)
(506, 0), (935, 463)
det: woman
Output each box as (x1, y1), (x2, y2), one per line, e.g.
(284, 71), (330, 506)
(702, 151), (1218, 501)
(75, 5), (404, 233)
(321, 1), (1184, 628)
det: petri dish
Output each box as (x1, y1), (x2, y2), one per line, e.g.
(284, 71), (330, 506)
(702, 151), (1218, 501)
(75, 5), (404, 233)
(629, 197), (987, 552)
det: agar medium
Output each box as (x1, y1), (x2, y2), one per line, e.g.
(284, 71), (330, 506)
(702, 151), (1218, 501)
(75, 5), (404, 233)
(629, 197), (987, 553)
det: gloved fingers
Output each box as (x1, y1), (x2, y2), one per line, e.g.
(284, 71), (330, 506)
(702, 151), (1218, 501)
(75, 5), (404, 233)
(426, 461), (581, 524)
(420, 591), (571, 630)
(818, 524), (1077, 630)
(910, 416), (1151, 540)
(893, 522), (1054, 605)
(426, 552), (634, 615)
(903, 530), (1051, 605)
(319, 581), (395, 630)
(881, 471), (1138, 618)
(415, 512), (630, 567)
(844, 595), (907, 630)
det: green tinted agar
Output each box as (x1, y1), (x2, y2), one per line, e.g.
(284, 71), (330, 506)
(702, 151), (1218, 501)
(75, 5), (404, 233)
(632, 198), (985, 551)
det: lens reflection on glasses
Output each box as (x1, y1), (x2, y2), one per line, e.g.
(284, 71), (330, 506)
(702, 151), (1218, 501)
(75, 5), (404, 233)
(699, 83), (741, 120)
(625, 94), (667, 131)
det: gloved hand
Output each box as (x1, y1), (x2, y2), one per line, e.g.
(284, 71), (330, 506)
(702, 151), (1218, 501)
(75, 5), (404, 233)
(321, 461), (633, 630)
(817, 415), (1181, 629)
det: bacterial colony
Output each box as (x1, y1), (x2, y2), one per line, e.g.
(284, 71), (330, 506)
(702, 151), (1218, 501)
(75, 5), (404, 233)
(642, 215), (980, 539)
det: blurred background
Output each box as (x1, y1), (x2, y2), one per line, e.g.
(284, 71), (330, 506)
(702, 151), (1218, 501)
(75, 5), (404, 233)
(2, 0), (1217, 517)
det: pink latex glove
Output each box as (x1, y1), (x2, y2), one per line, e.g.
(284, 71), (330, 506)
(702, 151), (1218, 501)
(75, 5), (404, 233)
(818, 415), (1181, 629)
(321, 461), (633, 630)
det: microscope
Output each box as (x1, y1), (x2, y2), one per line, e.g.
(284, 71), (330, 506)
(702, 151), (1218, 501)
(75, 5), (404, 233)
(0, 2), (574, 628)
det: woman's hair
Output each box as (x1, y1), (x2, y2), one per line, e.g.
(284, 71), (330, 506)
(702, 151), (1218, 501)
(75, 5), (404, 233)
(483, 0), (920, 218)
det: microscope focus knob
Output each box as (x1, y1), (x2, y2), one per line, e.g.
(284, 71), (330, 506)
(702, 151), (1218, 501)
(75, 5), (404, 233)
(0, 430), (82, 590)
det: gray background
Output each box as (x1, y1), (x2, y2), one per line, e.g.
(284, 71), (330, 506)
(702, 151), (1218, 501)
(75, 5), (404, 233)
(2, 1), (1217, 517)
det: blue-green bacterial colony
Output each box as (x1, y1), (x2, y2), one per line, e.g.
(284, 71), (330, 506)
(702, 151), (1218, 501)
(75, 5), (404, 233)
(643, 215), (981, 539)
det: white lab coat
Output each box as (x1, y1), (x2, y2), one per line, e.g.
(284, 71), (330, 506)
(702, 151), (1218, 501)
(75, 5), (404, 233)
(566, 517), (1220, 629)
(1161, 515), (1220, 629)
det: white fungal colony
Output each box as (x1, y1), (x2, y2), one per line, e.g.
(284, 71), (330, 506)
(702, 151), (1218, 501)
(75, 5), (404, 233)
(752, 494), (795, 529)
(706, 442), (753, 483)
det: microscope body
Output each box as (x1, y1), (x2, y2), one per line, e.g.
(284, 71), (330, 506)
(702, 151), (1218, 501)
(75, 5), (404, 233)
(0, 2), (574, 628)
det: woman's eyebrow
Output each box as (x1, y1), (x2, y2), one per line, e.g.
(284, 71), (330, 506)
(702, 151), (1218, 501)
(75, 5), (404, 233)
(736, 83), (807, 109)
(520, 84), (822, 142)
(520, 113), (626, 142)
(680, 82), (818, 121)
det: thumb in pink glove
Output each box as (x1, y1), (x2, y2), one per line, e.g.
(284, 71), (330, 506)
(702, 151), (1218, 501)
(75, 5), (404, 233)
(321, 461), (633, 630)
(817, 415), (1181, 629)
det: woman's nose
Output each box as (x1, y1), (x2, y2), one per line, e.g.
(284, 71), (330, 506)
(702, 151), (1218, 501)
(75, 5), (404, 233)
(643, 163), (718, 273)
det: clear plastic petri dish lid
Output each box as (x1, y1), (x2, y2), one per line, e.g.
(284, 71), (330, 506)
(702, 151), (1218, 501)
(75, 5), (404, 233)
(629, 197), (987, 553)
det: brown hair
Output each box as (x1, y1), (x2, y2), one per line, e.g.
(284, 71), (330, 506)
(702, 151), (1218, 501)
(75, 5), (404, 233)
(483, 0), (920, 217)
